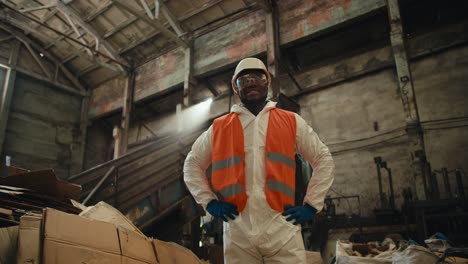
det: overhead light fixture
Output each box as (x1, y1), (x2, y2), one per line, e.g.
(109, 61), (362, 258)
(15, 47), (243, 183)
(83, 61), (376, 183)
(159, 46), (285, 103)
(39, 52), (44, 57)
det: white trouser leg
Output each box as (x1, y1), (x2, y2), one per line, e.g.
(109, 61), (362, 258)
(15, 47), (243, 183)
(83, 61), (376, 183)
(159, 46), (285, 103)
(263, 229), (306, 264)
(224, 225), (263, 264)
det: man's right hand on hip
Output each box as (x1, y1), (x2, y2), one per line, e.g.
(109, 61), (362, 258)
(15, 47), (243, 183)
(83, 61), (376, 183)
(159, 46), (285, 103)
(206, 200), (239, 222)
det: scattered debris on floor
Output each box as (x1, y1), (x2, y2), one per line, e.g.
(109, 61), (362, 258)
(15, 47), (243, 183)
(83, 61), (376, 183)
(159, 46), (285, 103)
(336, 235), (468, 264)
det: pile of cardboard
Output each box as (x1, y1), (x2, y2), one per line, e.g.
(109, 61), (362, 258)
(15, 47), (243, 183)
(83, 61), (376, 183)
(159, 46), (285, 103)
(11, 208), (201, 264)
(0, 169), (202, 263)
(0, 169), (81, 226)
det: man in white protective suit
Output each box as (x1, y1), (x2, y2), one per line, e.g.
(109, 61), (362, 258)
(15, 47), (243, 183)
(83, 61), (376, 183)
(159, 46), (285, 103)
(184, 57), (335, 263)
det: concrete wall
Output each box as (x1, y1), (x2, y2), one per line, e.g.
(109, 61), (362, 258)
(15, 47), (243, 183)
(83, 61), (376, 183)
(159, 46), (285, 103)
(297, 67), (412, 215)
(293, 45), (468, 216)
(3, 74), (83, 178)
(412, 46), (468, 200)
(0, 36), (85, 179)
(84, 121), (113, 170)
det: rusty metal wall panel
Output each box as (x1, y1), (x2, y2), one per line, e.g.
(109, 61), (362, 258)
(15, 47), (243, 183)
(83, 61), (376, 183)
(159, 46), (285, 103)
(291, 46), (394, 96)
(89, 1), (388, 117)
(134, 48), (185, 102)
(278, 0), (386, 45)
(193, 9), (266, 76)
(88, 75), (126, 118)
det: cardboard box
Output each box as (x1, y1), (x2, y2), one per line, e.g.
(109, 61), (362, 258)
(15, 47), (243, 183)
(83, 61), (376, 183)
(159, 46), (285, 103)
(42, 208), (164, 264)
(0, 225), (19, 264)
(17, 208), (201, 264)
(44, 208), (120, 253)
(154, 240), (201, 264)
(118, 226), (157, 264)
(0, 169), (81, 201)
(42, 208), (123, 264)
(44, 241), (122, 264)
(7, 166), (29, 176)
(17, 214), (42, 264)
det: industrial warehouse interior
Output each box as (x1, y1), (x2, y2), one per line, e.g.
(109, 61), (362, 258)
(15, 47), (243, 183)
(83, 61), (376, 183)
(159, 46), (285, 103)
(0, 0), (467, 263)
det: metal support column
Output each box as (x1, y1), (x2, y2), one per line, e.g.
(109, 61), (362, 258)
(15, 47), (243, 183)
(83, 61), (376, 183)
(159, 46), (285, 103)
(441, 168), (452, 198)
(183, 43), (194, 107)
(119, 69), (135, 157)
(387, 0), (427, 200)
(0, 40), (20, 157)
(265, 0), (281, 99)
(78, 94), (90, 171)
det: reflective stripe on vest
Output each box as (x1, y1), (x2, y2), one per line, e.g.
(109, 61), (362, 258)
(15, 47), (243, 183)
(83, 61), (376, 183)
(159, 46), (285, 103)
(210, 113), (248, 212)
(266, 152), (295, 169)
(205, 156), (243, 182)
(266, 179), (295, 201)
(218, 183), (244, 198)
(206, 159), (244, 200)
(212, 156), (243, 172)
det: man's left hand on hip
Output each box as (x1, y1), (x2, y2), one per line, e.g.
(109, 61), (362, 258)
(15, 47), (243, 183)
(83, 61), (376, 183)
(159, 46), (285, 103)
(282, 204), (317, 225)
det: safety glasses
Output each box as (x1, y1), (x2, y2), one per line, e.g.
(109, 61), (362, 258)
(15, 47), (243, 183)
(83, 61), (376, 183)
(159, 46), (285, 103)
(235, 73), (268, 89)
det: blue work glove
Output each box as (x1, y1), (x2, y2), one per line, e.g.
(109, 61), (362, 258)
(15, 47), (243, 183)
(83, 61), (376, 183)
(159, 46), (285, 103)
(282, 204), (317, 225)
(206, 200), (239, 222)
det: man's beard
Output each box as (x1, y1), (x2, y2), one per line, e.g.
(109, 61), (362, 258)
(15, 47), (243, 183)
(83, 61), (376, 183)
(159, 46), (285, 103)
(240, 94), (268, 107)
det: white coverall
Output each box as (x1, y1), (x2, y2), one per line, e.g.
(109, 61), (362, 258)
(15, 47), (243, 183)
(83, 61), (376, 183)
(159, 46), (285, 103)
(184, 101), (335, 263)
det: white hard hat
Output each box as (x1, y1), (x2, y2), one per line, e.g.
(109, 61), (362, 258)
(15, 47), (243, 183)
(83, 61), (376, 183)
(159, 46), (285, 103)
(232, 57), (270, 83)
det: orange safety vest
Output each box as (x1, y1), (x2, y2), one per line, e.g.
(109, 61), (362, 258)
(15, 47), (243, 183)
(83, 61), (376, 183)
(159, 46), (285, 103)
(209, 108), (297, 212)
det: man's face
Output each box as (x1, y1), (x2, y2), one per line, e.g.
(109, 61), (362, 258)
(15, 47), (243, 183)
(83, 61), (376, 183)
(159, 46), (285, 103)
(234, 69), (269, 104)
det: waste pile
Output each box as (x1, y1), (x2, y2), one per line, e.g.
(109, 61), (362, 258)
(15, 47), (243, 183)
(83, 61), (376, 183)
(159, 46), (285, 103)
(0, 169), (81, 227)
(0, 169), (202, 264)
(336, 234), (468, 264)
